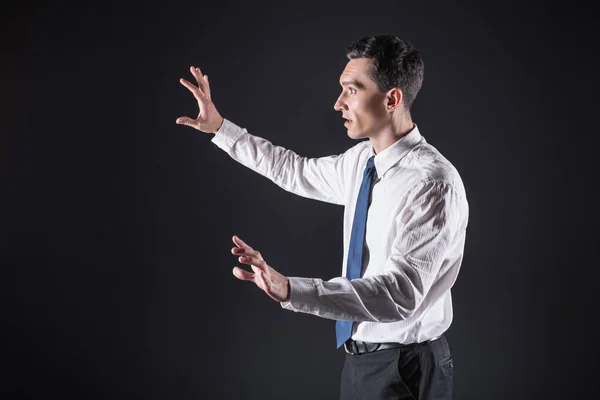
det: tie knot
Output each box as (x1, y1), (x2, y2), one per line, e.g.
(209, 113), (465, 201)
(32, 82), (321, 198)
(365, 156), (376, 172)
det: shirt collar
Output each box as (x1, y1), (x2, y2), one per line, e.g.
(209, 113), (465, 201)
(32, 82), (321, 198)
(369, 123), (423, 178)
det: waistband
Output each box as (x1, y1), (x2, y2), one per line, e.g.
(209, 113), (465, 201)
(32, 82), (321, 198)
(343, 335), (442, 355)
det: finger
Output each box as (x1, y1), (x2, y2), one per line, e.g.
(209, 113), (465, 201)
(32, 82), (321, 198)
(189, 66), (207, 93)
(203, 75), (211, 100)
(238, 256), (267, 270)
(180, 78), (207, 102)
(232, 245), (264, 261)
(231, 236), (263, 260)
(175, 116), (197, 128)
(232, 247), (244, 255)
(232, 235), (253, 251)
(231, 249), (254, 257)
(232, 236), (265, 260)
(232, 249), (263, 263)
(180, 77), (207, 100)
(190, 66), (211, 101)
(192, 65), (204, 78)
(231, 246), (254, 255)
(232, 266), (255, 281)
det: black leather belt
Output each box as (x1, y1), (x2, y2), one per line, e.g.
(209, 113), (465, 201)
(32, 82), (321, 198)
(343, 336), (441, 355)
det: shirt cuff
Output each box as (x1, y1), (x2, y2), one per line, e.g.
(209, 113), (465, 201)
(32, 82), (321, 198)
(279, 277), (318, 312)
(211, 118), (245, 151)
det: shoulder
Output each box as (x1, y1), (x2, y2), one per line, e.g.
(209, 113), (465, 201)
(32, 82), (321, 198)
(408, 141), (466, 199)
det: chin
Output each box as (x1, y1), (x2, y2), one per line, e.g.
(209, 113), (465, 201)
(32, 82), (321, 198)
(347, 129), (366, 140)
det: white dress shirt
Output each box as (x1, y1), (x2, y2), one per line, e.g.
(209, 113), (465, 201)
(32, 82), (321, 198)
(212, 119), (469, 345)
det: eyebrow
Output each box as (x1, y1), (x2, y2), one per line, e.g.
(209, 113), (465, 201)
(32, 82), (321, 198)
(340, 79), (366, 90)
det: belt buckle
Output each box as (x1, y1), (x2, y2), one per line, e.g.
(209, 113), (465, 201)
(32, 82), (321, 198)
(343, 342), (353, 355)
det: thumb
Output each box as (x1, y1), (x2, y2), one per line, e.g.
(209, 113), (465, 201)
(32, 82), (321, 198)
(233, 266), (255, 282)
(175, 117), (196, 128)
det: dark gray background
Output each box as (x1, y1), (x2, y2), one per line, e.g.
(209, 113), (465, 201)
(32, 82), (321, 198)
(2, 0), (597, 399)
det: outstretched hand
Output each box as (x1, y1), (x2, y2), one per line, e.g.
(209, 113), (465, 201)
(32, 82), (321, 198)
(231, 235), (290, 302)
(176, 66), (224, 134)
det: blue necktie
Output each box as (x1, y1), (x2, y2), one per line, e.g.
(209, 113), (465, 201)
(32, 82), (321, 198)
(336, 156), (376, 348)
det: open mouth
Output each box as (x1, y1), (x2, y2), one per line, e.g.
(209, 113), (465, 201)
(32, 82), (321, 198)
(344, 119), (353, 126)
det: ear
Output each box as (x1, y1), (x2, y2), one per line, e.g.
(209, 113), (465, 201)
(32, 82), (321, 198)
(386, 88), (403, 111)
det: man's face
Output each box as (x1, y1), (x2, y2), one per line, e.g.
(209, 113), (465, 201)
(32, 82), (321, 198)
(334, 58), (388, 140)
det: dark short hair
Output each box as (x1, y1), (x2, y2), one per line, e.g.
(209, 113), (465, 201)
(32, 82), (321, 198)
(346, 35), (424, 111)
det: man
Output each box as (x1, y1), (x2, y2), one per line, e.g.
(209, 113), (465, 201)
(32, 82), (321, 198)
(176, 35), (469, 400)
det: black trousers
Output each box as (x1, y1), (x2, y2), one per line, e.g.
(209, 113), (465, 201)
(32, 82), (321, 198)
(340, 335), (453, 400)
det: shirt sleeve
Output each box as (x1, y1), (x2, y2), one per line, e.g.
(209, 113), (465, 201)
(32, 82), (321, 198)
(281, 180), (466, 322)
(211, 118), (354, 205)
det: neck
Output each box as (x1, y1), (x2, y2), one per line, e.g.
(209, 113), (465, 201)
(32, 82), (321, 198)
(369, 115), (415, 155)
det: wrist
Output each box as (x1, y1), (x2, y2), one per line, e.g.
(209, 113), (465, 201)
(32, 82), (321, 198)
(212, 116), (224, 134)
(284, 278), (291, 302)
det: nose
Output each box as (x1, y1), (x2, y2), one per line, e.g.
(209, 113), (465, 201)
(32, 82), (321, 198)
(333, 94), (346, 111)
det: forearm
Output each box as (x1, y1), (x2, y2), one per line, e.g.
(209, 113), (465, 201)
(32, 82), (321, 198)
(281, 270), (432, 322)
(211, 119), (345, 205)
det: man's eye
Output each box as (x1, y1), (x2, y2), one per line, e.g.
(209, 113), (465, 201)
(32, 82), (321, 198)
(349, 88), (357, 94)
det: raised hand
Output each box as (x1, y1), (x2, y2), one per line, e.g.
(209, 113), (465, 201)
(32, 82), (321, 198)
(176, 66), (224, 134)
(231, 235), (290, 302)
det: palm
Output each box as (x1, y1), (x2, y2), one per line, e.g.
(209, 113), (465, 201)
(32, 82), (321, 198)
(231, 236), (290, 302)
(195, 96), (208, 124)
